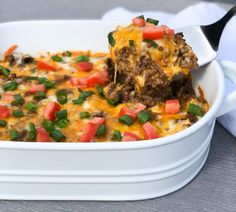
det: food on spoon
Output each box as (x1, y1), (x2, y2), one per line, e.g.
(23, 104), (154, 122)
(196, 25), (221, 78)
(0, 16), (208, 142)
(105, 15), (198, 106)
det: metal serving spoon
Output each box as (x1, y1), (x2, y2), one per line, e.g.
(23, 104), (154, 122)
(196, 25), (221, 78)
(178, 5), (236, 67)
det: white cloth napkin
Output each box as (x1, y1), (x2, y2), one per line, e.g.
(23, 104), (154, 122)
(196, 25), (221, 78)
(102, 2), (236, 137)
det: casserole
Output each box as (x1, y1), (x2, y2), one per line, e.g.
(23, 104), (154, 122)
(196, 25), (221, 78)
(0, 20), (236, 200)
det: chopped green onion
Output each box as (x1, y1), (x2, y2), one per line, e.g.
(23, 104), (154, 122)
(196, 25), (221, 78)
(56, 119), (70, 128)
(56, 89), (67, 105)
(187, 103), (203, 116)
(146, 18), (159, 25)
(42, 120), (55, 132)
(24, 102), (37, 112)
(28, 122), (36, 141)
(108, 32), (115, 47)
(118, 115), (134, 126)
(129, 40), (135, 47)
(143, 39), (158, 48)
(33, 91), (46, 100)
(112, 130), (122, 141)
(75, 55), (89, 62)
(95, 84), (105, 97)
(9, 129), (19, 141)
(137, 15), (145, 19)
(62, 51), (72, 57)
(38, 77), (55, 89)
(38, 77), (48, 84)
(25, 76), (39, 81)
(73, 90), (94, 105)
(11, 94), (25, 106)
(55, 109), (67, 120)
(0, 65), (10, 76)
(80, 90), (95, 99)
(107, 98), (119, 106)
(12, 110), (24, 117)
(3, 81), (18, 91)
(72, 97), (85, 105)
(51, 55), (63, 62)
(0, 120), (7, 127)
(44, 80), (56, 89)
(137, 110), (150, 123)
(51, 130), (65, 142)
(96, 124), (106, 137)
(79, 111), (91, 119)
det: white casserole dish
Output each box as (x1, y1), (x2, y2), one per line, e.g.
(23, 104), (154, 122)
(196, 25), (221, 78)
(0, 20), (236, 200)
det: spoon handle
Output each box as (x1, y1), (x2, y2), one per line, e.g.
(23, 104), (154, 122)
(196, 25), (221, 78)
(201, 5), (236, 50)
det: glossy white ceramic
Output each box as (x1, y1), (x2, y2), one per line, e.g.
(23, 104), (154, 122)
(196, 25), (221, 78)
(0, 21), (235, 200)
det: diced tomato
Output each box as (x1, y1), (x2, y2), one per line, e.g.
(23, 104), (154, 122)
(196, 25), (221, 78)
(119, 107), (137, 120)
(43, 102), (60, 121)
(77, 62), (93, 72)
(0, 105), (11, 118)
(3, 45), (18, 59)
(90, 117), (106, 125)
(161, 25), (174, 36)
(70, 77), (88, 88)
(87, 70), (108, 87)
(165, 99), (180, 114)
(122, 132), (139, 142)
(132, 103), (146, 114)
(28, 84), (46, 94)
(36, 127), (52, 142)
(143, 122), (158, 140)
(143, 25), (165, 40)
(79, 122), (98, 142)
(119, 103), (146, 120)
(132, 17), (145, 27)
(37, 60), (59, 71)
(2, 93), (14, 103)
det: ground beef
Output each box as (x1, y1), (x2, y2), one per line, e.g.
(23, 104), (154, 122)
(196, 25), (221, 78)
(7, 55), (17, 66)
(21, 55), (34, 65)
(187, 114), (199, 123)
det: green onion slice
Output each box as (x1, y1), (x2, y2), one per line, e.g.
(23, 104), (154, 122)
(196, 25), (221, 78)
(3, 81), (18, 91)
(0, 120), (7, 127)
(143, 39), (158, 48)
(129, 40), (135, 47)
(79, 111), (91, 119)
(75, 55), (89, 62)
(42, 120), (55, 132)
(29, 122), (36, 141)
(0, 65), (10, 76)
(10, 129), (19, 141)
(108, 32), (116, 47)
(137, 110), (150, 123)
(56, 119), (70, 128)
(55, 109), (68, 120)
(25, 102), (37, 112)
(51, 130), (65, 142)
(33, 91), (46, 100)
(118, 115), (134, 126)
(96, 124), (106, 137)
(137, 15), (145, 19)
(146, 18), (159, 25)
(12, 109), (24, 117)
(11, 94), (25, 106)
(95, 84), (105, 97)
(51, 55), (63, 62)
(73, 90), (94, 105)
(112, 130), (122, 141)
(56, 89), (67, 105)
(187, 103), (203, 116)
